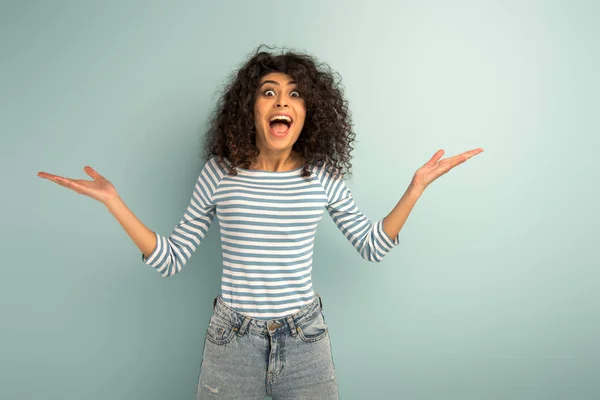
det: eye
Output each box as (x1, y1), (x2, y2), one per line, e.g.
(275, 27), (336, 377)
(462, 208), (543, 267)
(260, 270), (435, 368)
(290, 90), (301, 98)
(263, 89), (276, 96)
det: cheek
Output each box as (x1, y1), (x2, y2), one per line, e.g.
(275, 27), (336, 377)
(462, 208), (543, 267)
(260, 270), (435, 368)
(298, 104), (307, 121)
(254, 99), (266, 117)
(253, 110), (265, 129)
(296, 110), (307, 126)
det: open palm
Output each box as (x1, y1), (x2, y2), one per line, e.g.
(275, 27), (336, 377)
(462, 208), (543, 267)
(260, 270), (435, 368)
(412, 148), (484, 191)
(37, 166), (118, 205)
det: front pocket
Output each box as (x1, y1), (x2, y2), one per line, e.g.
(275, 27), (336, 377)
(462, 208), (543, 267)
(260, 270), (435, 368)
(205, 315), (237, 345)
(297, 312), (328, 343)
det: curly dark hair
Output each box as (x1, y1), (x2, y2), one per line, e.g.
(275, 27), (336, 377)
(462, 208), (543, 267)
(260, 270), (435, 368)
(201, 44), (355, 179)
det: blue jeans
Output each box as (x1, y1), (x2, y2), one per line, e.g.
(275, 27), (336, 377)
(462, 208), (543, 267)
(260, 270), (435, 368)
(196, 293), (339, 399)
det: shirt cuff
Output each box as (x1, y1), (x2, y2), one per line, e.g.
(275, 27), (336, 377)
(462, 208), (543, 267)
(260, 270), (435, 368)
(141, 232), (162, 264)
(378, 219), (400, 250)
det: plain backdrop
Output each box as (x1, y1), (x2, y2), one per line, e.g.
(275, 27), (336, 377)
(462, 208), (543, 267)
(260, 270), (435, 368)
(1, 0), (598, 399)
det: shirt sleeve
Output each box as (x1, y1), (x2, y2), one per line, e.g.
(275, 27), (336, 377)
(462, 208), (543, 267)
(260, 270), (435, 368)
(141, 158), (225, 277)
(324, 172), (400, 263)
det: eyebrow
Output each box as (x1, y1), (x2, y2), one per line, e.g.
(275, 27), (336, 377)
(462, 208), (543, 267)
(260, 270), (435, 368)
(259, 80), (297, 88)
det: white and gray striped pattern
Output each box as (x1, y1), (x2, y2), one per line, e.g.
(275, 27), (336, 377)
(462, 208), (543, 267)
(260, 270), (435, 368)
(142, 156), (399, 319)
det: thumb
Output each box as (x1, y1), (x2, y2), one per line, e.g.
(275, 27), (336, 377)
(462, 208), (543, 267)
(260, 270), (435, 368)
(83, 166), (102, 180)
(425, 149), (444, 166)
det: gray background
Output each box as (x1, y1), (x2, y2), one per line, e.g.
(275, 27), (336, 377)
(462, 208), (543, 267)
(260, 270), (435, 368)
(1, 0), (598, 399)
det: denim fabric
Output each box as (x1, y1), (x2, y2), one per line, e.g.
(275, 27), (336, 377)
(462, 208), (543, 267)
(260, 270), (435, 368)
(196, 293), (339, 399)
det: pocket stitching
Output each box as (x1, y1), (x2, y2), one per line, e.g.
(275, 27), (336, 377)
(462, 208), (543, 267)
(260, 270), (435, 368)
(297, 324), (328, 343)
(206, 322), (237, 345)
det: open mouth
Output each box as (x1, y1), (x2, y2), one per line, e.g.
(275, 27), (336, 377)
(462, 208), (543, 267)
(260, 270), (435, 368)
(269, 115), (293, 137)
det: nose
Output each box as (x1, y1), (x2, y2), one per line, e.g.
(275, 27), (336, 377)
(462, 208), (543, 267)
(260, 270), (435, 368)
(275, 95), (289, 108)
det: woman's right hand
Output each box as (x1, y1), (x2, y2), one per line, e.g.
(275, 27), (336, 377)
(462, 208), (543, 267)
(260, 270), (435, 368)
(37, 166), (119, 205)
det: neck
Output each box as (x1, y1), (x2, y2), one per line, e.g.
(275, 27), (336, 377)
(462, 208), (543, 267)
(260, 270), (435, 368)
(251, 150), (303, 172)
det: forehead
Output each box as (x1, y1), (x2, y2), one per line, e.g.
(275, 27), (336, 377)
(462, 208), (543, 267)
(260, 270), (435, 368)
(259, 72), (296, 85)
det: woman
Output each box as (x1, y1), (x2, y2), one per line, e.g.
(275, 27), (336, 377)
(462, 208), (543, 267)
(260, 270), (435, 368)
(38, 45), (483, 399)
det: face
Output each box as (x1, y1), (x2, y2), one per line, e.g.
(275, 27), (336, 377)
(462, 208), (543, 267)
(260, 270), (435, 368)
(253, 72), (306, 155)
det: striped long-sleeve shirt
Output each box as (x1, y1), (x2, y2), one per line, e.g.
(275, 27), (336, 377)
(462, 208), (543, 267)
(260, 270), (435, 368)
(142, 156), (399, 320)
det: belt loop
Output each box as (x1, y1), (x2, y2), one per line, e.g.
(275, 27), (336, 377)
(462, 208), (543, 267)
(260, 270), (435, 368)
(213, 295), (218, 310)
(237, 316), (251, 337)
(318, 294), (323, 310)
(286, 316), (297, 337)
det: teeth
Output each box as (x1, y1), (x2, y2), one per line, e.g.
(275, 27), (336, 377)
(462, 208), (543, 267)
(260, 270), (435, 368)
(269, 115), (292, 123)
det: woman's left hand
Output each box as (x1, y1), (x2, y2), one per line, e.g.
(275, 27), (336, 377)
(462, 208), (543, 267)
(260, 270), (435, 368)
(411, 148), (484, 192)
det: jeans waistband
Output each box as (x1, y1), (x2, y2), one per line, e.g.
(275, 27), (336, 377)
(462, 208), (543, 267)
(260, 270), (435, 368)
(211, 293), (324, 338)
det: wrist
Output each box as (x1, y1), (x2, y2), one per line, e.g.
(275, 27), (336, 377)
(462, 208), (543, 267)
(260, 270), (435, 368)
(408, 181), (426, 197)
(104, 194), (124, 213)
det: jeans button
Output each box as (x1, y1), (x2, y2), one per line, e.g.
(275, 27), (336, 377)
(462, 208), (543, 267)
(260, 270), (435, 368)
(269, 322), (282, 331)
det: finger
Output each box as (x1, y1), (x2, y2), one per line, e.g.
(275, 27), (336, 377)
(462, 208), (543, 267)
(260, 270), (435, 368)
(83, 166), (102, 180)
(445, 148), (483, 165)
(438, 154), (465, 166)
(458, 148), (483, 163)
(463, 148), (484, 158)
(38, 172), (79, 189)
(48, 175), (74, 188)
(426, 149), (445, 165)
(38, 172), (67, 181)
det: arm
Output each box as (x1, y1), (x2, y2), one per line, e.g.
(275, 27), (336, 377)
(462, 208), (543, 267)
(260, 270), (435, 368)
(130, 158), (224, 277)
(38, 158), (224, 277)
(105, 195), (157, 261)
(323, 174), (400, 263)
(325, 148), (484, 262)
(382, 182), (423, 240)
(383, 147), (484, 240)
(37, 166), (160, 265)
